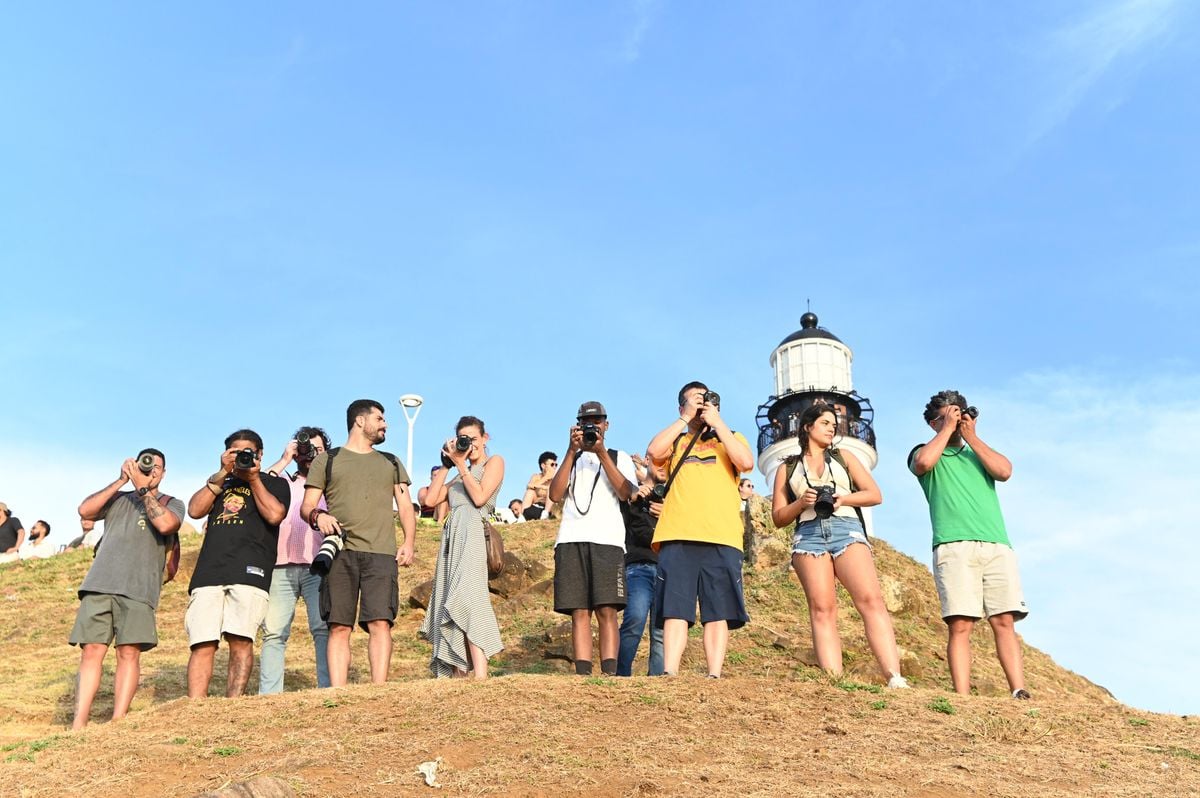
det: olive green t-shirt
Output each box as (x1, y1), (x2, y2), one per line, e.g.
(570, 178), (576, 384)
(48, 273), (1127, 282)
(909, 444), (1010, 549)
(306, 449), (410, 555)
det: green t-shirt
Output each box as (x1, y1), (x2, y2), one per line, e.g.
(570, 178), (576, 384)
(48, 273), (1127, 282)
(909, 444), (1010, 549)
(305, 449), (410, 555)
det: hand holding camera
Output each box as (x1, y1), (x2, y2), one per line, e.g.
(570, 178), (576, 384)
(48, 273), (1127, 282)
(578, 422), (603, 452)
(441, 434), (472, 470)
(697, 390), (723, 429)
(221, 447), (260, 480)
(121, 458), (151, 490)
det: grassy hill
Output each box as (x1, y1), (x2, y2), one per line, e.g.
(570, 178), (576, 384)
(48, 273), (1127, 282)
(1, 519), (1195, 796)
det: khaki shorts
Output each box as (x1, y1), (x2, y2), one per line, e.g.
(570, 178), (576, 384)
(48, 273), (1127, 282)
(933, 540), (1028, 621)
(185, 584), (270, 646)
(69, 592), (158, 651)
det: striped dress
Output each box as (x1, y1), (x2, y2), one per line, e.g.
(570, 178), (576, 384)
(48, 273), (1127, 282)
(419, 461), (503, 677)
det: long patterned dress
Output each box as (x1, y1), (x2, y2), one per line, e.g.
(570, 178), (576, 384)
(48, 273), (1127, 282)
(419, 461), (503, 677)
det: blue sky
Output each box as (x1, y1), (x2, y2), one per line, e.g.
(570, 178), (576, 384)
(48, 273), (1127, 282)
(1, 2), (1197, 713)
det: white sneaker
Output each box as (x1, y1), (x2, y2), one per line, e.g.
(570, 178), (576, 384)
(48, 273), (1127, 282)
(888, 674), (910, 689)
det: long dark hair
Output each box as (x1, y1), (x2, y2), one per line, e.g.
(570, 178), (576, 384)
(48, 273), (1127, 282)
(796, 404), (837, 458)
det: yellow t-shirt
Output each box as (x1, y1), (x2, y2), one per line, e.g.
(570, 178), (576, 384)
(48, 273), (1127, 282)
(651, 431), (749, 550)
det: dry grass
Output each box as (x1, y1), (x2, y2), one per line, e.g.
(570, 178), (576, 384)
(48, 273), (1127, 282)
(1, 519), (1194, 796)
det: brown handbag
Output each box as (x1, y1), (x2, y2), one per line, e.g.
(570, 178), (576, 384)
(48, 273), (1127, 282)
(482, 517), (505, 579)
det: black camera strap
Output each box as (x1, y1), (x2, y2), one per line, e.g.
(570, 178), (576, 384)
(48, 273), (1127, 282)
(567, 448), (618, 516)
(661, 429), (704, 498)
(788, 449), (866, 536)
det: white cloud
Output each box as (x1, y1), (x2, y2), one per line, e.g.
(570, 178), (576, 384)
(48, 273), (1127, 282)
(618, 0), (664, 64)
(879, 369), (1200, 714)
(1026, 0), (1179, 143)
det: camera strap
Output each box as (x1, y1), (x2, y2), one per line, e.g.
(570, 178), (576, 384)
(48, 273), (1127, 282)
(662, 430), (704, 497)
(785, 449), (867, 536)
(568, 448), (618, 516)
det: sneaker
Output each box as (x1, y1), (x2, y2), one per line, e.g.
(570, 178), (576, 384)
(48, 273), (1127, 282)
(1012, 689), (1032, 700)
(706, 674), (721, 679)
(887, 674), (910, 689)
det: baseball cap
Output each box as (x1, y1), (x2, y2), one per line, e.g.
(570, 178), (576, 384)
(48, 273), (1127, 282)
(576, 401), (607, 419)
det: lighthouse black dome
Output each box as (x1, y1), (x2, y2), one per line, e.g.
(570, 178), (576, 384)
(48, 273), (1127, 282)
(776, 312), (843, 347)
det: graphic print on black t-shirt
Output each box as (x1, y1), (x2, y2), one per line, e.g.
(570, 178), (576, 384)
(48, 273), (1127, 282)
(189, 473), (291, 594)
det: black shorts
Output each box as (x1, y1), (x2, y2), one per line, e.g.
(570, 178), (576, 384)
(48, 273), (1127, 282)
(553, 542), (626, 614)
(320, 549), (399, 631)
(655, 541), (749, 630)
(523, 504), (546, 521)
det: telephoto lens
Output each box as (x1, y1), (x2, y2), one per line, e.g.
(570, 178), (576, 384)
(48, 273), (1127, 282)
(234, 448), (257, 470)
(296, 432), (314, 459)
(455, 434), (472, 453)
(702, 390), (720, 407)
(310, 534), (345, 576)
(137, 453), (156, 475)
(813, 485), (837, 519)
(963, 405), (979, 419)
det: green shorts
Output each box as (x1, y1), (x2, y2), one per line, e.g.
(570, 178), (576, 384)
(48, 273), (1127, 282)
(68, 592), (158, 651)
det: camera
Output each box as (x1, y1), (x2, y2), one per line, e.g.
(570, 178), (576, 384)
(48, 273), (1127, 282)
(137, 453), (156, 475)
(702, 390), (720, 407)
(455, 434), (472, 453)
(649, 483), (668, 501)
(234, 448), (257, 471)
(813, 485), (837, 519)
(580, 423), (599, 447)
(296, 432), (315, 459)
(309, 533), (345, 576)
(962, 405), (979, 419)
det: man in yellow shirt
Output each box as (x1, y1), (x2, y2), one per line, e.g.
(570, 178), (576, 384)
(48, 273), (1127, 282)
(647, 381), (755, 677)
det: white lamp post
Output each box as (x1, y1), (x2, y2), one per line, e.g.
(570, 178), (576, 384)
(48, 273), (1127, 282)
(399, 394), (424, 478)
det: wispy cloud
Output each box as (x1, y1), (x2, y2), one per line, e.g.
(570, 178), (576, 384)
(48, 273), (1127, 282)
(879, 368), (1200, 714)
(1027, 0), (1179, 143)
(619, 0), (664, 64)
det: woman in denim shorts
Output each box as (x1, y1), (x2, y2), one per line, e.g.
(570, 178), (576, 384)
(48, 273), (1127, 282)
(771, 404), (907, 689)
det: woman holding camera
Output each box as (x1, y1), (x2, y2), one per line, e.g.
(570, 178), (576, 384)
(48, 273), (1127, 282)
(419, 416), (505, 679)
(771, 404), (907, 688)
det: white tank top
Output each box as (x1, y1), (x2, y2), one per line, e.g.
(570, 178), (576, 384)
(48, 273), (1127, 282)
(787, 453), (858, 524)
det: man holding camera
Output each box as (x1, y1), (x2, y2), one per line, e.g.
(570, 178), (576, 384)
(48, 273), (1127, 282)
(258, 426), (332, 694)
(909, 390), (1029, 699)
(185, 429), (289, 698)
(548, 401), (637, 676)
(70, 449), (184, 729)
(301, 399), (417, 686)
(647, 381), (755, 678)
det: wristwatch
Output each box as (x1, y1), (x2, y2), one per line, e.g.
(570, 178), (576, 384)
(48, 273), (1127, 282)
(137, 487), (149, 497)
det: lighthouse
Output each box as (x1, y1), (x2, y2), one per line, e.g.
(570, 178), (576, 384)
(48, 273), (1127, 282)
(755, 312), (878, 527)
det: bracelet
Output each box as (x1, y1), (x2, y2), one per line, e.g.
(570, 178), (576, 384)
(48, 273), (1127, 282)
(206, 481), (223, 496)
(308, 508), (328, 530)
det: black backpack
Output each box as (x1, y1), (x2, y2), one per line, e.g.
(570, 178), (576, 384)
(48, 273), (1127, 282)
(782, 448), (867, 536)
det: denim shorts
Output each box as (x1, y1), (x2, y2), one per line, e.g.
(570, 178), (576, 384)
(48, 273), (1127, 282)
(791, 515), (870, 558)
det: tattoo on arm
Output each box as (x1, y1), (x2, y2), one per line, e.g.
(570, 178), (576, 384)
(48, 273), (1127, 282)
(144, 494), (167, 520)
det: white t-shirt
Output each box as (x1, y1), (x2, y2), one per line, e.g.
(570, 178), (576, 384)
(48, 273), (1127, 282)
(555, 450), (637, 549)
(20, 537), (55, 559)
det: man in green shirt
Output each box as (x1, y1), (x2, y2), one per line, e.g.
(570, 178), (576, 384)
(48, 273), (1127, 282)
(909, 390), (1030, 699)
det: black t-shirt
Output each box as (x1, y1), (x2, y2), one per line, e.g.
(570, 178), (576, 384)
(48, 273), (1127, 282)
(621, 498), (658, 565)
(189, 473), (291, 594)
(0, 516), (23, 551)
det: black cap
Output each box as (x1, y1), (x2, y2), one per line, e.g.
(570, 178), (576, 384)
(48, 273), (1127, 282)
(576, 401), (607, 419)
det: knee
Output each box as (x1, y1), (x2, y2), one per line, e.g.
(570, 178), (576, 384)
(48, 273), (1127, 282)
(989, 614), (1016, 633)
(946, 618), (975, 638)
(808, 601), (839, 625)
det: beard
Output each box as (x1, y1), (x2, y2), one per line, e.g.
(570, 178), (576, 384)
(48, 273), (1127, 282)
(372, 428), (387, 444)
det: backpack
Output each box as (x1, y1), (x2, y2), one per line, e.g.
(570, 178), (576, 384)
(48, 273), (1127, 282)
(783, 449), (867, 537)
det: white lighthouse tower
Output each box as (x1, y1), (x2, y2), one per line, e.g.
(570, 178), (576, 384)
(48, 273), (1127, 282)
(755, 312), (879, 527)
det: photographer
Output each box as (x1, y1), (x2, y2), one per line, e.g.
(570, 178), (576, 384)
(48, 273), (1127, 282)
(301, 400), (417, 686)
(909, 390), (1029, 699)
(70, 449), (184, 729)
(258, 426), (332, 694)
(771, 404), (906, 688)
(617, 454), (666, 677)
(548, 401), (636, 676)
(418, 415), (505, 678)
(646, 381), (755, 678)
(185, 429), (289, 698)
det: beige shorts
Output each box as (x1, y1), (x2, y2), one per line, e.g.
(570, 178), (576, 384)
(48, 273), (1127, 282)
(185, 584), (270, 646)
(933, 540), (1028, 621)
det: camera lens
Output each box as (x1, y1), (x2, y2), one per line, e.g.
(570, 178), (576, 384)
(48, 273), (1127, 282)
(235, 449), (257, 471)
(580, 423), (599, 446)
(137, 453), (156, 475)
(455, 434), (472, 453)
(813, 485), (836, 519)
(702, 391), (720, 407)
(296, 432), (314, 458)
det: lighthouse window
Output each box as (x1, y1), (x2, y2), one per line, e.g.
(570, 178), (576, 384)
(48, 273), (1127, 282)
(777, 347), (790, 394)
